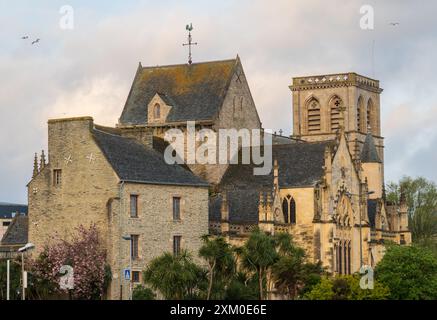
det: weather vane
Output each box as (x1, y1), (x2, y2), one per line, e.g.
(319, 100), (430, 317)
(183, 23), (197, 64)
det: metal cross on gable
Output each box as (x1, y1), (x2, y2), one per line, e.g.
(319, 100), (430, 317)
(235, 70), (243, 83)
(183, 23), (198, 65)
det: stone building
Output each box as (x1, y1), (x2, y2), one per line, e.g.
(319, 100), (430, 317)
(28, 117), (209, 300)
(27, 57), (410, 299)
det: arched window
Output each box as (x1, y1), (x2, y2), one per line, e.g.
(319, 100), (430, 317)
(338, 242), (343, 274)
(329, 96), (343, 132)
(307, 98), (321, 133)
(357, 96), (365, 132)
(367, 99), (374, 133)
(154, 103), (161, 119)
(290, 198), (296, 224)
(282, 198), (289, 223)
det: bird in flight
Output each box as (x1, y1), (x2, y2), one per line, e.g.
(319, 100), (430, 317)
(21, 35), (29, 40)
(389, 22), (400, 26)
(31, 38), (40, 45)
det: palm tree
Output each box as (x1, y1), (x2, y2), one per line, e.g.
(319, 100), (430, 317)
(199, 235), (235, 300)
(237, 228), (279, 300)
(143, 251), (206, 299)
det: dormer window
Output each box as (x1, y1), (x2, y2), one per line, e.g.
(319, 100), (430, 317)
(154, 103), (161, 119)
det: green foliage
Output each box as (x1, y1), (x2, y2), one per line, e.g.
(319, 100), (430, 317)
(271, 232), (323, 299)
(132, 285), (155, 300)
(143, 251), (207, 300)
(223, 272), (259, 300)
(237, 228), (279, 300)
(0, 259), (22, 300)
(376, 244), (437, 299)
(199, 235), (236, 300)
(305, 275), (390, 300)
(387, 176), (437, 244)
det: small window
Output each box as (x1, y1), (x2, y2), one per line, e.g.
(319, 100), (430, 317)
(400, 234), (406, 245)
(173, 197), (181, 221)
(2, 221), (11, 227)
(173, 235), (182, 256)
(53, 169), (62, 186)
(131, 235), (139, 260)
(130, 195), (138, 218)
(154, 103), (161, 119)
(132, 271), (141, 283)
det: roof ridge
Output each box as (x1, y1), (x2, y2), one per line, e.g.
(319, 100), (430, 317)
(140, 58), (237, 70)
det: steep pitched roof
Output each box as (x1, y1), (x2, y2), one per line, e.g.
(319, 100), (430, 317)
(1, 215), (28, 245)
(210, 141), (331, 223)
(0, 203), (28, 219)
(119, 58), (238, 125)
(361, 133), (381, 163)
(92, 128), (208, 187)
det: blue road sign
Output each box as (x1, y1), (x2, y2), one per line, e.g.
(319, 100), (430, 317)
(124, 268), (131, 280)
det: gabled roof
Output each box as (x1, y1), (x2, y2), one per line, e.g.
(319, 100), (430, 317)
(0, 203), (28, 219)
(92, 128), (208, 187)
(210, 141), (332, 223)
(1, 215), (28, 245)
(119, 58), (238, 125)
(361, 133), (381, 163)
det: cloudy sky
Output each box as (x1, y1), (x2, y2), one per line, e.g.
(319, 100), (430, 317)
(1, 0), (436, 204)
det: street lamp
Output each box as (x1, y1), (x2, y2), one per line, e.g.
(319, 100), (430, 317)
(345, 191), (374, 269)
(18, 242), (35, 300)
(122, 235), (132, 300)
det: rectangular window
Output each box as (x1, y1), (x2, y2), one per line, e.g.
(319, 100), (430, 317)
(132, 271), (140, 283)
(53, 169), (62, 186)
(173, 235), (181, 256)
(173, 197), (181, 221)
(2, 221), (11, 227)
(131, 235), (139, 260)
(130, 195), (138, 218)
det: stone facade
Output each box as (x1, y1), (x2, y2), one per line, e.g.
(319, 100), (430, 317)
(28, 117), (209, 300)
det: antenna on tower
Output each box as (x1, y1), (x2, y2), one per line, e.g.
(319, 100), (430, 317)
(183, 23), (198, 64)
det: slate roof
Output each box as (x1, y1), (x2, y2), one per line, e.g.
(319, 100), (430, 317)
(361, 133), (381, 163)
(119, 58), (237, 125)
(209, 141), (331, 223)
(92, 128), (208, 187)
(1, 215), (28, 245)
(0, 203), (28, 219)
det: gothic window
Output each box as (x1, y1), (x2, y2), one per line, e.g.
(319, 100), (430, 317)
(290, 198), (296, 224)
(240, 97), (244, 113)
(357, 96), (365, 132)
(330, 96), (344, 132)
(338, 242), (343, 274)
(307, 98), (321, 133)
(154, 103), (161, 119)
(367, 98), (374, 132)
(282, 195), (297, 224)
(282, 198), (289, 223)
(347, 242), (351, 275)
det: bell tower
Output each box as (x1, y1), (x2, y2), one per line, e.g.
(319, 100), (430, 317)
(289, 72), (384, 167)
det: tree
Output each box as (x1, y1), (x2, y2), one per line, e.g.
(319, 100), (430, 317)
(375, 244), (437, 299)
(143, 251), (207, 300)
(304, 275), (390, 300)
(271, 232), (323, 299)
(132, 285), (155, 300)
(224, 271), (259, 300)
(0, 259), (21, 300)
(199, 235), (235, 300)
(31, 224), (109, 300)
(237, 228), (279, 300)
(387, 176), (437, 244)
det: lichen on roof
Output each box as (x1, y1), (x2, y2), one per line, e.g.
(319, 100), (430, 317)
(120, 58), (238, 125)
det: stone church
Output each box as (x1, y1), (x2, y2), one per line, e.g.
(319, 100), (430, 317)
(27, 56), (410, 300)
